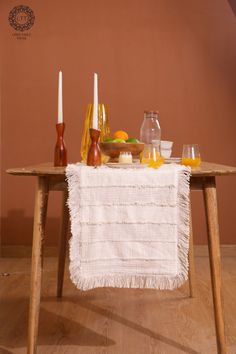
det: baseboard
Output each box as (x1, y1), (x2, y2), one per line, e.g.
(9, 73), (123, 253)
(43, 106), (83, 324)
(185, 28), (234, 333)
(1, 245), (236, 258)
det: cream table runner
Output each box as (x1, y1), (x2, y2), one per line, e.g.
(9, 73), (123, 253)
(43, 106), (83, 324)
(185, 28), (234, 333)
(66, 163), (190, 291)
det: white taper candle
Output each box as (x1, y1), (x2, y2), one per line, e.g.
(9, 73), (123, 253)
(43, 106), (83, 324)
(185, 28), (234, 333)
(92, 73), (98, 130)
(58, 71), (63, 123)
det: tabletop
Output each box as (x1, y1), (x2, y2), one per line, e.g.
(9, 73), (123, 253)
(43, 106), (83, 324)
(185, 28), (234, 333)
(6, 161), (236, 177)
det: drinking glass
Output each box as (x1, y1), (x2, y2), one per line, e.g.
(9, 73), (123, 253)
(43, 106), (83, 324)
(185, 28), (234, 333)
(141, 144), (156, 164)
(80, 103), (110, 162)
(182, 144), (201, 167)
(141, 143), (164, 168)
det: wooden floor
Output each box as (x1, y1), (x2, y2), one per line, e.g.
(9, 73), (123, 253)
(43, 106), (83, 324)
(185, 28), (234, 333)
(0, 247), (236, 354)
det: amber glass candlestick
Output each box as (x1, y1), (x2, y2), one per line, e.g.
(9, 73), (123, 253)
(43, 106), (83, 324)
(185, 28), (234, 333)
(54, 123), (67, 166)
(87, 128), (101, 166)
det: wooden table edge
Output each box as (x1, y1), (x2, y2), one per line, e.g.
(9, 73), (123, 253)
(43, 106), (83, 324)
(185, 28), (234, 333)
(6, 161), (236, 177)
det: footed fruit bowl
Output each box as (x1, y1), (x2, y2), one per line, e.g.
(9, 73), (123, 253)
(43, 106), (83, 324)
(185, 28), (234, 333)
(100, 142), (145, 162)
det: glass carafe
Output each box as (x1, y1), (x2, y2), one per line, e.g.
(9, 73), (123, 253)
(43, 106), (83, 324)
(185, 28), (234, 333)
(140, 110), (161, 148)
(80, 103), (110, 162)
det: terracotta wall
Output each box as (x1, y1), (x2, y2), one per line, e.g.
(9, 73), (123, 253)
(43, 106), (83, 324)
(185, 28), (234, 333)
(1, 0), (236, 246)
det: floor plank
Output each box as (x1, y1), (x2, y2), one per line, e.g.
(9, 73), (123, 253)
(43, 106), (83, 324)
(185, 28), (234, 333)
(0, 247), (236, 354)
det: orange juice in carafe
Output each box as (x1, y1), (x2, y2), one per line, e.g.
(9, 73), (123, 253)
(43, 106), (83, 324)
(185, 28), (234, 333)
(80, 104), (110, 163)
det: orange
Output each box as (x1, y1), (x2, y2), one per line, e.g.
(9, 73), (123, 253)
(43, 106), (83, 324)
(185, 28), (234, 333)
(113, 130), (129, 141)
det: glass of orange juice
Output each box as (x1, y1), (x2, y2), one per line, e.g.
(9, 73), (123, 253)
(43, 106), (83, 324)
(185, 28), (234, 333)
(141, 143), (164, 168)
(141, 144), (157, 164)
(182, 144), (201, 167)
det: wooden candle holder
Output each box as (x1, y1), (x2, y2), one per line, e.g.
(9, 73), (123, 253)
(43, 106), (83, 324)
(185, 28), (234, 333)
(87, 128), (101, 166)
(54, 123), (67, 167)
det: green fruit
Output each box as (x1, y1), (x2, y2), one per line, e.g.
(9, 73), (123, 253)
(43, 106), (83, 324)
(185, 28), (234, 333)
(113, 138), (126, 143)
(126, 138), (140, 143)
(104, 137), (113, 142)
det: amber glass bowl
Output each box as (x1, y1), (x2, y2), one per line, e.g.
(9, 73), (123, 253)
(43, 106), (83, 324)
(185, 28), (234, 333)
(100, 142), (145, 162)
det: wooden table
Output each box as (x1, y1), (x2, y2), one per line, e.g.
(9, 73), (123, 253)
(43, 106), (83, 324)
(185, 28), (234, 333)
(6, 162), (236, 354)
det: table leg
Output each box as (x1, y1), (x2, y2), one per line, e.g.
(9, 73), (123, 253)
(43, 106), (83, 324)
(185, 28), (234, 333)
(188, 205), (196, 298)
(27, 177), (49, 354)
(57, 190), (69, 298)
(203, 176), (226, 354)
